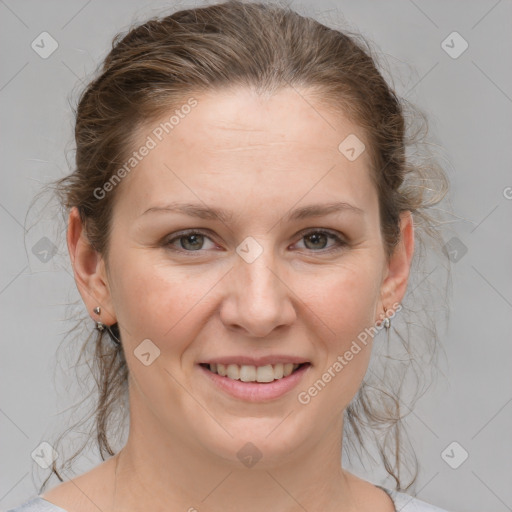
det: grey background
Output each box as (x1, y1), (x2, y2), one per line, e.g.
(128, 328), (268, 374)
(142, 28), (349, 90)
(1, 1), (511, 511)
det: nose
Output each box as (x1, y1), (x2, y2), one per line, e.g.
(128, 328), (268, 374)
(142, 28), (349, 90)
(219, 241), (297, 338)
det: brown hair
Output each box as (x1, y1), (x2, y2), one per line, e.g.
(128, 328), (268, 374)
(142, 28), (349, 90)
(38, 0), (450, 493)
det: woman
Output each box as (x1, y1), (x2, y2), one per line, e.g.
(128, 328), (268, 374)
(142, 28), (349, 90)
(9, 1), (452, 511)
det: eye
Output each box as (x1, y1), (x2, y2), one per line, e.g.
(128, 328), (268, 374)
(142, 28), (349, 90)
(164, 228), (346, 255)
(293, 229), (347, 253)
(164, 230), (217, 252)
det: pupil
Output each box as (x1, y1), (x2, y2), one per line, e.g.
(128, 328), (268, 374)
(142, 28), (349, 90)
(182, 234), (203, 250)
(306, 233), (326, 249)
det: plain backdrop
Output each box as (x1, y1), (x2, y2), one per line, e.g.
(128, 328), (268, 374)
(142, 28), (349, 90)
(1, 1), (511, 511)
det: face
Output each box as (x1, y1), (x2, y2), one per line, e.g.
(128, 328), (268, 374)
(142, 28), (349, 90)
(70, 86), (413, 467)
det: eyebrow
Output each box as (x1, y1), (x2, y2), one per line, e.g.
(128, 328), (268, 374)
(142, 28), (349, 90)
(141, 201), (364, 223)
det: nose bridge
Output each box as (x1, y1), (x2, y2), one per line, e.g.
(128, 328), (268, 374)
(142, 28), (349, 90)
(237, 234), (282, 304)
(221, 235), (295, 336)
(239, 237), (278, 296)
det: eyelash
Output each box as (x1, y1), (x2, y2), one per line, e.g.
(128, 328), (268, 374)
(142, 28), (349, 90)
(163, 228), (347, 255)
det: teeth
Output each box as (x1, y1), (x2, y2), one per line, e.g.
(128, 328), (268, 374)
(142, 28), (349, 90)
(226, 364), (239, 380)
(208, 363), (302, 382)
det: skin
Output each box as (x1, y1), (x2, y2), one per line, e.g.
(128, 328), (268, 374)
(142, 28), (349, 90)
(45, 86), (414, 512)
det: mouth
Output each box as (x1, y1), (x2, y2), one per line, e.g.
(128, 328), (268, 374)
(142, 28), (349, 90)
(199, 362), (310, 383)
(197, 362), (311, 402)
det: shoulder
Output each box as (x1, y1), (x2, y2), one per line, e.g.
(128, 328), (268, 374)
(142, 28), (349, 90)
(384, 488), (453, 512)
(5, 496), (69, 512)
(16, 457), (117, 512)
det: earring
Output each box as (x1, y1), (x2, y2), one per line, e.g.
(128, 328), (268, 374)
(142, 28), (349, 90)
(93, 306), (105, 331)
(92, 306), (121, 345)
(383, 306), (391, 330)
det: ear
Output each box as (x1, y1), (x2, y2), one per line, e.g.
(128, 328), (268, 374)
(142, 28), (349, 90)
(67, 207), (117, 326)
(377, 210), (415, 318)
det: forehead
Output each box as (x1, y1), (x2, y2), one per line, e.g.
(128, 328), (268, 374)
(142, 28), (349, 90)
(112, 86), (375, 220)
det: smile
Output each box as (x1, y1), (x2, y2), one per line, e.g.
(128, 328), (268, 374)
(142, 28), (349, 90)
(201, 362), (307, 383)
(198, 362), (311, 402)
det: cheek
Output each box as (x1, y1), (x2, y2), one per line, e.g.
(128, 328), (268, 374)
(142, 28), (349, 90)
(109, 241), (383, 359)
(108, 250), (218, 353)
(297, 259), (382, 392)
(302, 258), (382, 340)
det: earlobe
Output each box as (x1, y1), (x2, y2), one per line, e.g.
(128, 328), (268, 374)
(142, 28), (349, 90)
(67, 207), (117, 325)
(379, 211), (415, 314)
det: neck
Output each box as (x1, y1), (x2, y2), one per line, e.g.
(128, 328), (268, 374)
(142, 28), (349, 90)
(111, 397), (358, 512)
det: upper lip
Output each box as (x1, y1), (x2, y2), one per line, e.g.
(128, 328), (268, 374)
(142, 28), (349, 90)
(199, 355), (311, 366)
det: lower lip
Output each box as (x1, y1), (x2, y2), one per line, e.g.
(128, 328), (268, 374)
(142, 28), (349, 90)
(198, 364), (311, 402)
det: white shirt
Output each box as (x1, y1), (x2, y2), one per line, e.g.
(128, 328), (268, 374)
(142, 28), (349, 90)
(6, 489), (453, 512)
